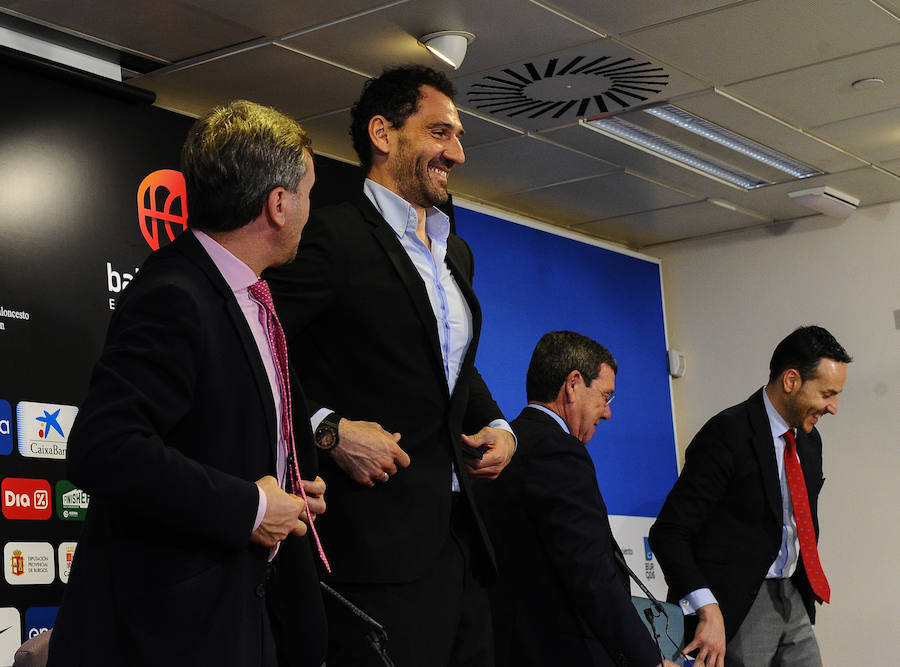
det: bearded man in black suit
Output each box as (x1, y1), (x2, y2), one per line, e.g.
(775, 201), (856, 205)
(267, 66), (516, 666)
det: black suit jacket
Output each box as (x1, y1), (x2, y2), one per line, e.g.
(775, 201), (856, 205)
(47, 231), (326, 666)
(477, 407), (660, 667)
(649, 388), (823, 640)
(265, 193), (504, 583)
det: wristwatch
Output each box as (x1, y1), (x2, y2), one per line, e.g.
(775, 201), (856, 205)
(314, 412), (341, 451)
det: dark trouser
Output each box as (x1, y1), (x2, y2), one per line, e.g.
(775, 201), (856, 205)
(726, 578), (821, 667)
(323, 495), (494, 667)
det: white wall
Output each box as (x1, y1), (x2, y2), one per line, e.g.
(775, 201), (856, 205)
(647, 201), (900, 665)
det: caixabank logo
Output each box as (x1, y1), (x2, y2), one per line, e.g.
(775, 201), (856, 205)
(4, 542), (55, 585)
(0, 399), (11, 455)
(138, 169), (188, 251)
(16, 401), (78, 460)
(2, 478), (52, 520)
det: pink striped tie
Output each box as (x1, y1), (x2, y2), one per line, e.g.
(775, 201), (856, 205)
(783, 430), (829, 603)
(250, 279), (330, 572)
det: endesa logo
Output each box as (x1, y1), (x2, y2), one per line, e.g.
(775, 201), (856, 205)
(0, 399), (11, 455)
(24, 606), (58, 641)
(16, 401), (78, 460)
(138, 169), (188, 251)
(2, 478), (52, 520)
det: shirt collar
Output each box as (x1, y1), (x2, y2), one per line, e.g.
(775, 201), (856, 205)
(526, 404), (571, 434)
(363, 178), (450, 244)
(762, 387), (792, 441)
(192, 229), (258, 293)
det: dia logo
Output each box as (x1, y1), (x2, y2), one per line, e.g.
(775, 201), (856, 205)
(2, 478), (52, 520)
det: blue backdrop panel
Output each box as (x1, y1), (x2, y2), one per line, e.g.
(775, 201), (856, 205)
(455, 206), (677, 516)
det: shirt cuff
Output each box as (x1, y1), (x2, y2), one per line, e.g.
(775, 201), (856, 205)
(310, 407), (332, 432)
(488, 418), (517, 452)
(680, 588), (717, 615)
(253, 483), (267, 534)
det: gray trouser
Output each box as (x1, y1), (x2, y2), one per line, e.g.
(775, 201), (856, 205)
(726, 578), (821, 667)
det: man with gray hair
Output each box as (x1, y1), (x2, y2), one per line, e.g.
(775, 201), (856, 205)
(48, 100), (326, 667)
(478, 331), (677, 667)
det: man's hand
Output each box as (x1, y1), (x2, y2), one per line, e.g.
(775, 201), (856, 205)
(251, 475), (307, 548)
(684, 603), (726, 667)
(301, 476), (326, 520)
(462, 427), (515, 480)
(330, 419), (410, 487)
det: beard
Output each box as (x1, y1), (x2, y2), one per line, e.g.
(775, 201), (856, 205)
(391, 136), (450, 208)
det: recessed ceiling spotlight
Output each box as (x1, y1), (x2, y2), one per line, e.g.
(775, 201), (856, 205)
(851, 77), (885, 90)
(419, 31), (475, 70)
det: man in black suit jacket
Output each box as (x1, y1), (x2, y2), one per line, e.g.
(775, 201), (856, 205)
(48, 100), (326, 666)
(477, 331), (675, 667)
(266, 66), (516, 666)
(649, 326), (851, 667)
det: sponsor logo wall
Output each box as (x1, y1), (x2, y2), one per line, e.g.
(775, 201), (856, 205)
(0, 57), (194, 657)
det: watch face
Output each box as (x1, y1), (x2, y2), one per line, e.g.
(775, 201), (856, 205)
(315, 425), (338, 450)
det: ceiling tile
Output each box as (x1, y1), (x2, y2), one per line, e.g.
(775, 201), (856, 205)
(183, 0), (389, 39)
(133, 45), (367, 119)
(575, 200), (768, 247)
(728, 43), (900, 129)
(812, 107), (900, 164)
(454, 135), (616, 195)
(299, 109), (357, 164)
(457, 110), (522, 147)
(623, 0), (900, 85)
(281, 0), (599, 80)
(3, 0), (260, 61)
(547, 0), (737, 35)
(493, 171), (698, 223)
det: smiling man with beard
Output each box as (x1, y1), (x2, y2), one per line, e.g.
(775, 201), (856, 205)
(650, 326), (851, 667)
(266, 66), (516, 666)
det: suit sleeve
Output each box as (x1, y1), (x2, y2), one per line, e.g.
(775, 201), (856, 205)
(67, 278), (259, 551)
(522, 437), (659, 667)
(266, 212), (343, 417)
(649, 419), (738, 601)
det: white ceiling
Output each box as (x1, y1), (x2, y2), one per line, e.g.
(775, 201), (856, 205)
(2, 0), (898, 249)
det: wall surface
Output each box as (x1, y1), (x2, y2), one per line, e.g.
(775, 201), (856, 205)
(648, 202), (900, 665)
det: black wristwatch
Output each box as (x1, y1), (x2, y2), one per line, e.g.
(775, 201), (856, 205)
(314, 412), (341, 451)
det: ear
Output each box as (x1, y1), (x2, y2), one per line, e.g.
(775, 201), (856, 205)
(564, 370), (582, 403)
(368, 115), (391, 157)
(264, 187), (289, 229)
(781, 368), (801, 394)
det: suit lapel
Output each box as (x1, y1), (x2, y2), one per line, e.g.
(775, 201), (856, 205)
(173, 231), (279, 467)
(747, 389), (783, 523)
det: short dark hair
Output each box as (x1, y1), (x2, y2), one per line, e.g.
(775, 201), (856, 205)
(526, 331), (618, 403)
(181, 99), (312, 232)
(349, 65), (456, 172)
(768, 325), (852, 384)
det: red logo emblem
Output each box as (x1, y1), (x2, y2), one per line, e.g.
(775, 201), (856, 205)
(137, 169), (188, 251)
(2, 478), (52, 520)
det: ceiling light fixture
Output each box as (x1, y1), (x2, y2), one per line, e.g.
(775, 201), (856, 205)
(582, 104), (822, 190)
(788, 186), (859, 218)
(419, 31), (475, 70)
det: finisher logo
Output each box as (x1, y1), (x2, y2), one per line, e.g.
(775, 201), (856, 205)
(16, 401), (79, 460)
(138, 169), (188, 251)
(2, 478), (52, 520)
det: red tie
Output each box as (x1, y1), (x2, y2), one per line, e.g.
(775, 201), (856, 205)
(250, 279), (330, 572)
(783, 430), (829, 603)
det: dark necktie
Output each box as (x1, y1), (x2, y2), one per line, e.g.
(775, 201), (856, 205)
(250, 279), (330, 571)
(783, 429), (829, 603)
